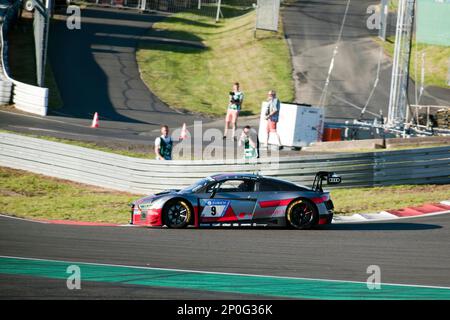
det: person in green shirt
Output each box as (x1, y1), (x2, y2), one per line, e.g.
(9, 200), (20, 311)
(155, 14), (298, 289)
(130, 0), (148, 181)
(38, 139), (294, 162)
(223, 82), (244, 140)
(238, 125), (259, 160)
(154, 125), (175, 160)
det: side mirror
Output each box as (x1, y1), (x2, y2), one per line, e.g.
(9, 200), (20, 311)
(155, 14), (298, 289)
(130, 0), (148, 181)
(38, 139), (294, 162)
(209, 184), (219, 198)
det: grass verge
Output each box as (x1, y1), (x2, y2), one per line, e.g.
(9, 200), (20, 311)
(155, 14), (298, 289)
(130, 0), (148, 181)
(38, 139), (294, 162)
(137, 6), (294, 117)
(375, 37), (450, 89)
(1, 167), (449, 223)
(7, 13), (63, 109)
(332, 184), (450, 215)
(0, 167), (137, 224)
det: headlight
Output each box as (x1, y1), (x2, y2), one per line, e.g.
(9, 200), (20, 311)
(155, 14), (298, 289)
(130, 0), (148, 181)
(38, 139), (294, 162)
(138, 203), (153, 211)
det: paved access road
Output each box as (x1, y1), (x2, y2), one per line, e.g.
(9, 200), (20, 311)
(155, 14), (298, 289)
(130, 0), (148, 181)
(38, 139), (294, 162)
(1, 7), (210, 145)
(282, 0), (450, 121)
(1, 214), (449, 299)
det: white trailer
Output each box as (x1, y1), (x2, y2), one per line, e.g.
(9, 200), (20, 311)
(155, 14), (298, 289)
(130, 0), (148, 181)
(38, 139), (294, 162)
(258, 102), (325, 148)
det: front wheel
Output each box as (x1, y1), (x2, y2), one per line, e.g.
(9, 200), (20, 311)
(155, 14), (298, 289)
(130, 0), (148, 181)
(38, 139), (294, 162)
(164, 200), (192, 228)
(286, 199), (318, 230)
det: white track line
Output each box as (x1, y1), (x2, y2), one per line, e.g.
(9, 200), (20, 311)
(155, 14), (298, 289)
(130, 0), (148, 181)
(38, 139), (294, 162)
(0, 214), (49, 224)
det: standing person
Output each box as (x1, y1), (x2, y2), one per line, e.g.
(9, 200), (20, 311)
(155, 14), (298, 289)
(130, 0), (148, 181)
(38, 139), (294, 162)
(265, 90), (283, 150)
(238, 125), (259, 159)
(223, 82), (244, 140)
(154, 125), (174, 160)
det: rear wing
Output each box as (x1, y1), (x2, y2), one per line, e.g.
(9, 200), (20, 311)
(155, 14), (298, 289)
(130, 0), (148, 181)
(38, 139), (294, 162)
(312, 171), (342, 192)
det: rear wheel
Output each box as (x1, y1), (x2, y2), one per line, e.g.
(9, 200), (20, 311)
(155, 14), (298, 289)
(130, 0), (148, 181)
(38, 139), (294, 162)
(286, 199), (318, 230)
(164, 200), (192, 228)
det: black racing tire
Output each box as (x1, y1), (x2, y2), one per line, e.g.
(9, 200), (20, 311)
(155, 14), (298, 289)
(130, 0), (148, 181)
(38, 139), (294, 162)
(285, 198), (319, 230)
(163, 199), (192, 229)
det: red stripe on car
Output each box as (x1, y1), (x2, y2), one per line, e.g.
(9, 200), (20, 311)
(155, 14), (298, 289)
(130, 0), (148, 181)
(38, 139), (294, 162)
(311, 196), (327, 204)
(259, 199), (293, 208)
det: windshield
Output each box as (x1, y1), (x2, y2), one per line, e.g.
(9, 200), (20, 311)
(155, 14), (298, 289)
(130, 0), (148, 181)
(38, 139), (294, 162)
(179, 178), (212, 193)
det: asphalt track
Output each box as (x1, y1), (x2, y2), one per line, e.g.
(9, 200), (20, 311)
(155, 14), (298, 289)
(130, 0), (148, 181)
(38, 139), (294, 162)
(0, 213), (449, 299)
(282, 0), (450, 120)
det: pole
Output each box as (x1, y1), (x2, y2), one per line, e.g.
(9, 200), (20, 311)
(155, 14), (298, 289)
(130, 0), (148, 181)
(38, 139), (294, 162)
(379, 0), (388, 40)
(38, 0), (51, 88)
(140, 0), (146, 11)
(215, 0), (221, 22)
(198, 0), (201, 10)
(387, 0), (415, 129)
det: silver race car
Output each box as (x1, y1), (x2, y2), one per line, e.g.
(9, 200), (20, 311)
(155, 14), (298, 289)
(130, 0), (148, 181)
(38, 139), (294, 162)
(130, 172), (341, 229)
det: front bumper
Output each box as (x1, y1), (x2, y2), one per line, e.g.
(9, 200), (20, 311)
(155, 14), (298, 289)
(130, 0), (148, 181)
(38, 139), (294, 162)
(131, 206), (163, 226)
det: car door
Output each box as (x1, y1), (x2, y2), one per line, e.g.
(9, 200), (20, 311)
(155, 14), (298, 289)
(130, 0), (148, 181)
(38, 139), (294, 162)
(198, 179), (257, 223)
(252, 178), (284, 221)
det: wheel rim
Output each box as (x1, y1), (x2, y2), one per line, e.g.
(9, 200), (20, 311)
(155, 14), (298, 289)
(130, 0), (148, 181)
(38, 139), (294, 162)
(167, 202), (189, 227)
(289, 201), (314, 228)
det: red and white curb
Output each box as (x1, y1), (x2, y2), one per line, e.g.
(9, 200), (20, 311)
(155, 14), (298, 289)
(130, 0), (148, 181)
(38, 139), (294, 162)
(1, 200), (450, 227)
(332, 201), (450, 223)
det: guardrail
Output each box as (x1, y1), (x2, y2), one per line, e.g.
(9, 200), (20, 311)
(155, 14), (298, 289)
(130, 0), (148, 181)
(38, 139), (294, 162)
(0, 1), (48, 115)
(0, 132), (449, 194)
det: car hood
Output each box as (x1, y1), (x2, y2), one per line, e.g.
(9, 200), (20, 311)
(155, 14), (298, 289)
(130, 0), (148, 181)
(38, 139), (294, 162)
(132, 189), (180, 206)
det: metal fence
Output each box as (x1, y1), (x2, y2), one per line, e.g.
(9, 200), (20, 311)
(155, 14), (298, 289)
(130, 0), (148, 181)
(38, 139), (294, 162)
(0, 0), (16, 105)
(0, 132), (448, 195)
(82, 0), (255, 19)
(0, 0), (49, 115)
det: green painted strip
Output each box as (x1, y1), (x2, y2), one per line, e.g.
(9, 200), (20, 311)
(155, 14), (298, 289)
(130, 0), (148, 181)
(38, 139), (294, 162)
(0, 256), (449, 300)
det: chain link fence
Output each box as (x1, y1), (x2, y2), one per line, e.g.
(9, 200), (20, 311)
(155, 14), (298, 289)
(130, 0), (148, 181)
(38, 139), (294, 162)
(81, 0), (255, 19)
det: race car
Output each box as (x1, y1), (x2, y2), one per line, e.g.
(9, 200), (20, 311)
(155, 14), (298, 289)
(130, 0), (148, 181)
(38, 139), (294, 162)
(130, 172), (341, 229)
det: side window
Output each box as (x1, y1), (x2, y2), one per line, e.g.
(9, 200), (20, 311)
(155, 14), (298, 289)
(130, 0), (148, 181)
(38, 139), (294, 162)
(277, 182), (302, 191)
(212, 179), (255, 193)
(257, 180), (280, 192)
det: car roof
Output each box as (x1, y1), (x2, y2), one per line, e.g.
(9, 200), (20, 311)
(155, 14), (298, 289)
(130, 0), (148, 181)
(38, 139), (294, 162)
(210, 173), (259, 181)
(207, 174), (311, 190)
(210, 173), (291, 183)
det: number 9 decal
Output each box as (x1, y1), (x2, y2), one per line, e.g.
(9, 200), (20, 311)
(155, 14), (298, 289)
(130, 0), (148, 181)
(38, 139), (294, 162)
(200, 200), (230, 218)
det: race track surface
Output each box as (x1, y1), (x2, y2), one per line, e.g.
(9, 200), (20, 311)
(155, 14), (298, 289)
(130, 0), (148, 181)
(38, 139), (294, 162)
(0, 214), (449, 299)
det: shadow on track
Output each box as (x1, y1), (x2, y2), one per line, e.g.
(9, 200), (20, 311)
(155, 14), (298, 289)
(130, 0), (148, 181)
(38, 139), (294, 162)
(321, 222), (443, 231)
(147, 222), (443, 231)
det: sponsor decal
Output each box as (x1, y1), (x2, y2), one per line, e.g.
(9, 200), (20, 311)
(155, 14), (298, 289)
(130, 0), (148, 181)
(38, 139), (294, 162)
(201, 199), (231, 218)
